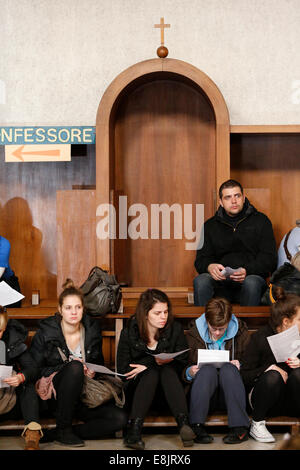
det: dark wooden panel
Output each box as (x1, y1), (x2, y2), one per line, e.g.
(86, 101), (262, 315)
(230, 134), (300, 246)
(113, 79), (216, 287)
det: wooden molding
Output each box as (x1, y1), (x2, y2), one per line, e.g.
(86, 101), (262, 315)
(230, 125), (300, 134)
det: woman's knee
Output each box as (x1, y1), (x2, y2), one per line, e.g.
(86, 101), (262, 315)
(260, 369), (285, 388)
(288, 368), (300, 385)
(67, 359), (84, 374)
(57, 360), (84, 384)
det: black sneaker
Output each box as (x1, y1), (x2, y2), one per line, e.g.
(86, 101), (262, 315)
(55, 428), (85, 447)
(223, 426), (249, 444)
(192, 423), (214, 444)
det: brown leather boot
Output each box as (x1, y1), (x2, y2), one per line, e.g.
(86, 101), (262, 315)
(22, 422), (43, 450)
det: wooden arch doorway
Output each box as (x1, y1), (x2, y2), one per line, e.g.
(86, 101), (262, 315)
(96, 58), (230, 288)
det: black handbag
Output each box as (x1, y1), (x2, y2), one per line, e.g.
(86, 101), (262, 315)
(261, 262), (300, 305)
(80, 266), (122, 316)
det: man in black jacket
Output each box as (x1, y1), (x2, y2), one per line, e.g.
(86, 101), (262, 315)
(193, 179), (277, 306)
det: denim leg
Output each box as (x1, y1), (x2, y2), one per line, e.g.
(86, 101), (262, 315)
(189, 365), (218, 424)
(239, 275), (267, 306)
(219, 363), (249, 428)
(193, 273), (216, 306)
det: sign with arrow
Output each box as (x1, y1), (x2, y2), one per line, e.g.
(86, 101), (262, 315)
(5, 144), (71, 162)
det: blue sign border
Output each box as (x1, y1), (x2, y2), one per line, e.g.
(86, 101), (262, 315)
(0, 126), (96, 145)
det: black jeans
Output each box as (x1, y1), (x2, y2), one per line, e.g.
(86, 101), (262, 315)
(127, 364), (189, 420)
(250, 369), (300, 421)
(50, 360), (127, 439)
(0, 383), (40, 425)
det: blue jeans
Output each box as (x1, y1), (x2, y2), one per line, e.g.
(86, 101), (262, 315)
(193, 273), (267, 306)
(189, 363), (249, 428)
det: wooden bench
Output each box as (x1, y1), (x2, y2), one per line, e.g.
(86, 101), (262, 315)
(2, 294), (299, 437)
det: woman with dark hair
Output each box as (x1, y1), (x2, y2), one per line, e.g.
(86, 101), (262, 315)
(184, 297), (250, 444)
(30, 279), (127, 447)
(117, 288), (195, 450)
(241, 286), (300, 443)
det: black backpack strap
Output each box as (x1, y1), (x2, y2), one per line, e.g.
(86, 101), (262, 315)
(284, 230), (292, 261)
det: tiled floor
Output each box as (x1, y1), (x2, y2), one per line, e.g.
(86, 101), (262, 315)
(0, 430), (287, 451)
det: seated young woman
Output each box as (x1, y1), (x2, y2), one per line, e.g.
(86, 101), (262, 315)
(184, 297), (250, 444)
(240, 286), (300, 443)
(117, 288), (196, 450)
(0, 307), (42, 449)
(29, 279), (127, 447)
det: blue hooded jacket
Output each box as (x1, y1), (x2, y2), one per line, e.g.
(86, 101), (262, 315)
(195, 313), (239, 351)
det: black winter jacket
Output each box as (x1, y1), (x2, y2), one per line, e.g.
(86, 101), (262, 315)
(194, 199), (277, 279)
(2, 319), (38, 383)
(29, 313), (104, 378)
(117, 317), (189, 378)
(240, 322), (294, 393)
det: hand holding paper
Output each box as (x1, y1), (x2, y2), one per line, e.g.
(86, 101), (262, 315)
(0, 365), (13, 388)
(267, 325), (300, 363)
(220, 267), (243, 280)
(147, 348), (190, 361)
(84, 362), (126, 377)
(197, 349), (229, 368)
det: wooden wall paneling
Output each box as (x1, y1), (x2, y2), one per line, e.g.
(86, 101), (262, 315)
(230, 133), (300, 247)
(56, 190), (96, 294)
(109, 189), (131, 286)
(0, 147), (95, 302)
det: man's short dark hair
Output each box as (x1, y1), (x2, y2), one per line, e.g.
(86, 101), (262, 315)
(219, 179), (244, 199)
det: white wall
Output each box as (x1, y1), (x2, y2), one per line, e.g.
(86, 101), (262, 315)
(1, 0), (300, 126)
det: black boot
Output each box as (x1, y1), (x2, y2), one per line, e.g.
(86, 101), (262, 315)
(54, 427), (85, 447)
(124, 418), (145, 450)
(176, 414), (196, 447)
(192, 423), (214, 444)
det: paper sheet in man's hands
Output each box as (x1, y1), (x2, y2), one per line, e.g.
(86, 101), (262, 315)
(267, 325), (300, 362)
(220, 267), (243, 279)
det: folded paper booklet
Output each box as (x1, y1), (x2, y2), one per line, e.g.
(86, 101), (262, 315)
(146, 348), (190, 360)
(84, 362), (126, 377)
(0, 365), (13, 388)
(267, 324), (300, 363)
(220, 267), (243, 279)
(197, 349), (230, 368)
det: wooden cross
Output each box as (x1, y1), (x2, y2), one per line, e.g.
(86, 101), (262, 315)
(154, 17), (170, 46)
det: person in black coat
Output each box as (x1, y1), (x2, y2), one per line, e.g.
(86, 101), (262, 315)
(193, 179), (277, 306)
(30, 279), (127, 447)
(117, 288), (195, 450)
(240, 286), (300, 443)
(0, 307), (42, 449)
